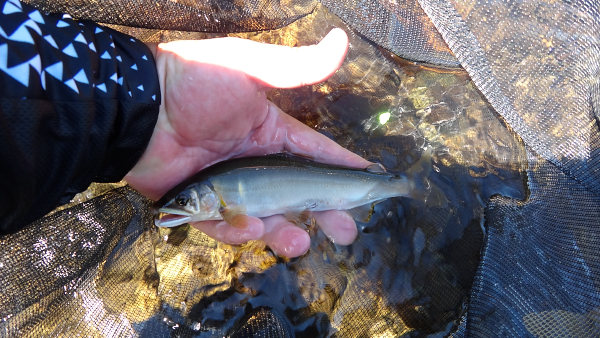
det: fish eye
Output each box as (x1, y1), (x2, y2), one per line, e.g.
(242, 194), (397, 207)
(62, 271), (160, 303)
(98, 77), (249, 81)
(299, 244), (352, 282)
(175, 194), (189, 206)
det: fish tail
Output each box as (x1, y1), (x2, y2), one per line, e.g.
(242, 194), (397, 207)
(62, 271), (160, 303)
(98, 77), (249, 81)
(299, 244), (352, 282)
(405, 148), (447, 207)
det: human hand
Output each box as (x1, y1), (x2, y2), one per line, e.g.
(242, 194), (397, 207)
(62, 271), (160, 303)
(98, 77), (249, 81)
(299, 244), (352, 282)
(126, 29), (370, 257)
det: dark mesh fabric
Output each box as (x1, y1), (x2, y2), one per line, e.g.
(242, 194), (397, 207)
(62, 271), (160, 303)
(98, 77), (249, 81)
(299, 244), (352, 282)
(411, 2), (600, 335)
(229, 307), (292, 338)
(318, 0), (460, 68)
(23, 0), (317, 32)
(471, 148), (600, 337)
(0, 186), (154, 336)
(418, 0), (600, 195)
(2, 0), (600, 337)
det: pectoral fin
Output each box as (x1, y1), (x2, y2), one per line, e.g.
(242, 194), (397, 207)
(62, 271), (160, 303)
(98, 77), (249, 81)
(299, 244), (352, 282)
(219, 204), (250, 229)
(347, 204), (375, 223)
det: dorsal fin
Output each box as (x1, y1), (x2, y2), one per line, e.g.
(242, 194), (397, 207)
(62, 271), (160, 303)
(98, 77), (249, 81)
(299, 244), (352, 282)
(366, 163), (387, 173)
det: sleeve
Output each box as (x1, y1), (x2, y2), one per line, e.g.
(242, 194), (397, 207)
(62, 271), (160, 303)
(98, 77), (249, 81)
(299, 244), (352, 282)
(0, 0), (161, 234)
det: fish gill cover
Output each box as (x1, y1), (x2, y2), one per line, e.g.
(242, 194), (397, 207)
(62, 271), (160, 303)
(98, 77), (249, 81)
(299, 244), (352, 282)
(2, 0), (599, 337)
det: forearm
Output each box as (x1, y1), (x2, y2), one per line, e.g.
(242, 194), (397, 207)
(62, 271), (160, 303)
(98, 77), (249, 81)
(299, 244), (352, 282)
(0, 0), (161, 234)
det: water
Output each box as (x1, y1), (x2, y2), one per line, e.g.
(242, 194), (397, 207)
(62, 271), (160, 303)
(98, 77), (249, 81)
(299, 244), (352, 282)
(145, 4), (528, 337)
(23, 4), (529, 337)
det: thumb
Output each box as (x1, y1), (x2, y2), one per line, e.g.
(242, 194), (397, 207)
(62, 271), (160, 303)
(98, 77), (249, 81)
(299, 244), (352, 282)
(157, 28), (349, 89)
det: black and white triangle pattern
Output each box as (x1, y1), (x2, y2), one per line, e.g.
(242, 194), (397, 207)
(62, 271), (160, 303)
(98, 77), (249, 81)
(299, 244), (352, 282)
(0, 0), (159, 103)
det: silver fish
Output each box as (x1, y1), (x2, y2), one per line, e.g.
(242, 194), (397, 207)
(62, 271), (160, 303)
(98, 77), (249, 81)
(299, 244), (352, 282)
(154, 150), (440, 228)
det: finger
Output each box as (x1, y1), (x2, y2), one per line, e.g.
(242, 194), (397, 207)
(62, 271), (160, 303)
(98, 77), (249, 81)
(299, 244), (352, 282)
(234, 102), (372, 168)
(190, 217), (264, 245)
(159, 28), (349, 89)
(250, 28), (349, 88)
(261, 215), (311, 257)
(277, 106), (372, 168)
(313, 210), (358, 246)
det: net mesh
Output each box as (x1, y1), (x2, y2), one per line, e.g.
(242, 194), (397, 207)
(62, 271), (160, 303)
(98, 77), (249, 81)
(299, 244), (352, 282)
(2, 0), (599, 337)
(22, 0), (317, 32)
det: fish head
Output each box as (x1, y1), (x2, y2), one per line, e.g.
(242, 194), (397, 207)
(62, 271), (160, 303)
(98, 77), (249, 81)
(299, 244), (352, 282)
(154, 184), (221, 227)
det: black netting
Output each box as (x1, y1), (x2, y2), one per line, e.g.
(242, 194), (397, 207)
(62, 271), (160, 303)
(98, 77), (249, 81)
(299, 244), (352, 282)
(229, 307), (293, 338)
(319, 0), (460, 68)
(23, 0), (317, 32)
(419, 0), (600, 196)
(0, 187), (154, 336)
(472, 148), (600, 337)
(2, 0), (600, 337)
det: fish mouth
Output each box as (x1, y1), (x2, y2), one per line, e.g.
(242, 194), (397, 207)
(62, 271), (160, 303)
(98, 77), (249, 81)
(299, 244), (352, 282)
(155, 209), (193, 227)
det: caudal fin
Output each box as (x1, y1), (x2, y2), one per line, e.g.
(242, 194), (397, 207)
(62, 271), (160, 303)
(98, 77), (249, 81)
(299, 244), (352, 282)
(406, 148), (447, 208)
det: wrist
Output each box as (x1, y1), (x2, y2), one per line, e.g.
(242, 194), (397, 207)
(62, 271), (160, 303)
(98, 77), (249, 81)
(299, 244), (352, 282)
(144, 42), (159, 59)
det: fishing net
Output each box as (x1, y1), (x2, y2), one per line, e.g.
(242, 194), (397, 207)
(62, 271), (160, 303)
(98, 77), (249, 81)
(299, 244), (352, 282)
(2, 0), (599, 336)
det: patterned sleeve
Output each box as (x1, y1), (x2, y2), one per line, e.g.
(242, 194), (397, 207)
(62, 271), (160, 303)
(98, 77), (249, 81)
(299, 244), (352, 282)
(0, 0), (161, 234)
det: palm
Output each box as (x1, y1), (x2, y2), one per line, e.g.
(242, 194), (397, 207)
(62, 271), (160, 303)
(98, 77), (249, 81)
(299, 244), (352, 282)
(135, 64), (273, 200)
(126, 30), (368, 257)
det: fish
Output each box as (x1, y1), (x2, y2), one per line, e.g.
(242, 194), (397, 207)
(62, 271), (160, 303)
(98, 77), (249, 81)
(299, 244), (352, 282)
(153, 149), (443, 228)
